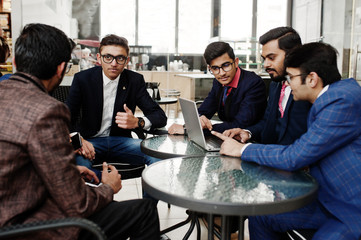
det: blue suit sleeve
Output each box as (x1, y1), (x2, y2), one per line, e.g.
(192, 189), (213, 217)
(242, 91), (361, 171)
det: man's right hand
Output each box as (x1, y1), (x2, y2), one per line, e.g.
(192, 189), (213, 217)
(79, 139), (96, 160)
(223, 128), (251, 143)
(101, 162), (122, 194)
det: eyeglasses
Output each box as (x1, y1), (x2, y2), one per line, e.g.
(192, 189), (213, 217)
(65, 62), (73, 74)
(209, 61), (234, 75)
(101, 54), (127, 65)
(285, 73), (308, 84)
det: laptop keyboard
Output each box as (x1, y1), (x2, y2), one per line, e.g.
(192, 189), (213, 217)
(205, 136), (223, 149)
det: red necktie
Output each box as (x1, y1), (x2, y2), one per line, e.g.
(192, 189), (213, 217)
(278, 82), (287, 118)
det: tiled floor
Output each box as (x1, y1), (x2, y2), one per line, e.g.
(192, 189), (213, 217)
(114, 177), (249, 240)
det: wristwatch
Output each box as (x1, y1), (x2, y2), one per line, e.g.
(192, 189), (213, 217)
(137, 117), (145, 129)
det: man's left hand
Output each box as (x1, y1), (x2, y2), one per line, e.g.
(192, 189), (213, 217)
(77, 165), (99, 184)
(115, 104), (138, 129)
(199, 115), (212, 131)
(212, 131), (245, 157)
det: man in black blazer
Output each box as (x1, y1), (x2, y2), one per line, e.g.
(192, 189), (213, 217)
(66, 34), (167, 171)
(168, 41), (267, 135)
(223, 27), (311, 145)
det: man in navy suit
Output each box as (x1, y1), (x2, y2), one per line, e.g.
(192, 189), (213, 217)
(223, 27), (311, 145)
(168, 41), (267, 135)
(213, 42), (361, 239)
(66, 34), (167, 170)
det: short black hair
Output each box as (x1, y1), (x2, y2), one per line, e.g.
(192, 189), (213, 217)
(285, 42), (341, 86)
(203, 41), (235, 65)
(99, 34), (129, 55)
(259, 27), (302, 54)
(15, 23), (74, 80)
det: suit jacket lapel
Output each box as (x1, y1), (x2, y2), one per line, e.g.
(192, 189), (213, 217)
(272, 82), (282, 119)
(277, 92), (293, 140)
(224, 89), (234, 121)
(91, 68), (104, 124)
(261, 82), (281, 143)
(113, 71), (129, 115)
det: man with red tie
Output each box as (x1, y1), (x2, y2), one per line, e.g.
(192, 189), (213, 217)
(168, 41), (267, 135)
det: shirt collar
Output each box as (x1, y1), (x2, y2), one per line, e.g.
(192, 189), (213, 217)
(317, 85), (329, 99)
(102, 71), (120, 86)
(225, 67), (240, 88)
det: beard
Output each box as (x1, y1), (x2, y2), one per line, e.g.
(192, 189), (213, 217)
(267, 68), (286, 83)
(270, 74), (286, 82)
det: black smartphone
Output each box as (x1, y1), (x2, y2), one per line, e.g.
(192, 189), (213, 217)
(70, 132), (82, 150)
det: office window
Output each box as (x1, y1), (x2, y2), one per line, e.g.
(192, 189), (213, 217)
(221, 0), (253, 40)
(138, 0), (176, 53)
(178, 0), (212, 53)
(101, 0), (288, 54)
(257, 0), (288, 38)
(101, 0), (136, 43)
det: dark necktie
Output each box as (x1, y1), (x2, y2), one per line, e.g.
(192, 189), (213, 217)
(222, 86), (230, 105)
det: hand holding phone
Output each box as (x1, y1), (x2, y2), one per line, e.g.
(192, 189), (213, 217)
(70, 132), (82, 150)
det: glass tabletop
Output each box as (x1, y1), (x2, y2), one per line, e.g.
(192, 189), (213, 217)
(141, 134), (212, 159)
(142, 155), (318, 216)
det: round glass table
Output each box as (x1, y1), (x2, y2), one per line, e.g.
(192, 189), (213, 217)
(142, 155), (318, 240)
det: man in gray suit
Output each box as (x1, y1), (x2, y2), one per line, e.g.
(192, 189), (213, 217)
(0, 23), (159, 240)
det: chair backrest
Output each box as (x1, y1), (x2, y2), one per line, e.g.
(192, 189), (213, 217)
(51, 86), (71, 103)
(0, 218), (107, 240)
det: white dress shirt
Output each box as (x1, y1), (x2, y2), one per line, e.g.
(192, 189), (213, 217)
(94, 72), (120, 137)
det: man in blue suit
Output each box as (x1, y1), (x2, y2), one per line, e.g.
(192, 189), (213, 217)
(213, 42), (361, 239)
(224, 27), (312, 145)
(168, 41), (267, 135)
(66, 34), (167, 170)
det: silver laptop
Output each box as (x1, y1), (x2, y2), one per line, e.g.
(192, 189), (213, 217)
(179, 97), (222, 152)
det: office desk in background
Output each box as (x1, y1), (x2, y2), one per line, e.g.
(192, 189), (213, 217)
(142, 155), (318, 240)
(174, 73), (214, 101)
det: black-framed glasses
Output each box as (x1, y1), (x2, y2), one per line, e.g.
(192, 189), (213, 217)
(285, 73), (308, 84)
(101, 54), (127, 65)
(209, 61), (234, 75)
(65, 62), (73, 74)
